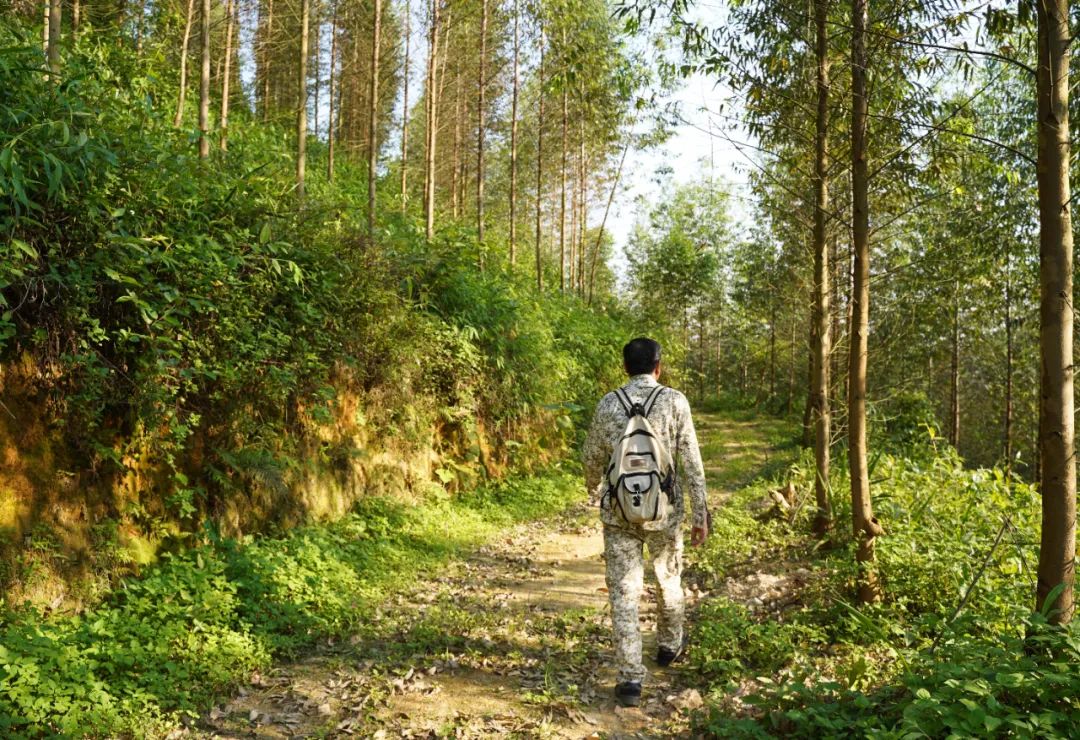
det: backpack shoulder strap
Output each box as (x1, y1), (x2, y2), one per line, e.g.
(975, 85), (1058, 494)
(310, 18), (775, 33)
(643, 385), (667, 418)
(612, 387), (633, 417)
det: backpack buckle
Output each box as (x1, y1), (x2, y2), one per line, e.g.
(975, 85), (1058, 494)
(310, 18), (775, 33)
(629, 402), (646, 417)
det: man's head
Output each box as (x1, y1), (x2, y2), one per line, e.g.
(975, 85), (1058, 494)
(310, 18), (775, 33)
(623, 337), (662, 377)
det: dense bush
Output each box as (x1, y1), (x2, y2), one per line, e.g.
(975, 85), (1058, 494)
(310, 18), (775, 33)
(691, 423), (1059, 738)
(0, 22), (640, 527)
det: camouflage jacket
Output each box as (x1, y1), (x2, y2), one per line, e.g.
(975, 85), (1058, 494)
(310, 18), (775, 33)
(582, 374), (708, 531)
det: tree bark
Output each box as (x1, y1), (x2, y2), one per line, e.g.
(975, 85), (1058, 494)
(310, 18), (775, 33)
(559, 78), (568, 291)
(199, 0), (211, 159)
(1004, 245), (1013, 476)
(175, 0), (196, 127)
(262, 0), (274, 121)
(47, 0), (60, 77)
(297, 0), (309, 198)
(849, 0), (882, 604)
(219, 0), (236, 151)
(327, 0), (338, 181)
(476, 0), (488, 248)
(949, 281), (960, 448)
(452, 63), (462, 218)
(578, 122), (587, 295)
(399, 0), (410, 209)
(1034, 0), (1075, 625)
(534, 25), (545, 291)
(367, 0), (382, 236)
(509, 0), (520, 264)
(423, 0), (440, 241)
(810, 0), (832, 536)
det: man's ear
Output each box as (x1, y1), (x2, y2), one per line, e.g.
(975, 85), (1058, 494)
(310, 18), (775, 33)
(654, 362), (662, 379)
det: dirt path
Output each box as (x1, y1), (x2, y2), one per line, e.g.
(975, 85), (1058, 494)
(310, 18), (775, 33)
(196, 411), (788, 739)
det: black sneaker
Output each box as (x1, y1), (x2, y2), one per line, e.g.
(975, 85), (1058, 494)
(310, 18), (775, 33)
(656, 634), (689, 667)
(614, 681), (642, 707)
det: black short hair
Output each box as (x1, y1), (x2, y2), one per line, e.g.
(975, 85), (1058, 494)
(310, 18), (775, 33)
(623, 337), (662, 375)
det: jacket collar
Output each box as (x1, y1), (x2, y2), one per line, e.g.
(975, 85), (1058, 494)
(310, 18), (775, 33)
(626, 374), (659, 388)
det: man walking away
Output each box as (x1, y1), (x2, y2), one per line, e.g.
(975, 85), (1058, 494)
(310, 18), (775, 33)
(583, 337), (710, 707)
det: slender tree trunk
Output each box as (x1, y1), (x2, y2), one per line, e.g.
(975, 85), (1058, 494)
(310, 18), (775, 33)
(262, 0), (274, 121)
(534, 25), (545, 291)
(46, 0), (60, 77)
(72, 0), (80, 35)
(509, 0), (520, 264)
(1004, 246), (1013, 476)
(367, 0), (382, 235)
(810, 0), (832, 536)
(400, 0), (410, 209)
(769, 300), (777, 400)
(849, 0), (883, 604)
(175, 0), (196, 127)
(452, 64), (462, 218)
(297, 0), (309, 197)
(559, 79), (568, 291)
(313, 23), (320, 138)
(219, 0), (236, 151)
(42, 0), (49, 59)
(1034, 0), (1075, 625)
(578, 123), (587, 295)
(423, 0), (440, 241)
(475, 0), (488, 248)
(588, 125), (632, 305)
(199, 0), (211, 159)
(949, 282), (960, 448)
(327, 0), (338, 181)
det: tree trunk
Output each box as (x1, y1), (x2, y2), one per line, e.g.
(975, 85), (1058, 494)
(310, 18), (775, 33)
(534, 25), (545, 291)
(399, 0), (410, 209)
(219, 0), (235, 151)
(949, 281), (960, 448)
(1035, 0), (1075, 625)
(46, 0), (60, 77)
(475, 0), (488, 248)
(423, 0), (440, 241)
(175, 0), (196, 127)
(199, 0), (211, 159)
(451, 64), (462, 218)
(1004, 246), (1013, 476)
(262, 0), (274, 121)
(849, 0), (883, 604)
(559, 79), (568, 291)
(578, 123), (587, 295)
(297, 0), (309, 198)
(72, 0), (80, 35)
(509, 0), (520, 264)
(327, 0), (338, 181)
(810, 0), (832, 536)
(769, 300), (777, 401)
(367, 0), (382, 236)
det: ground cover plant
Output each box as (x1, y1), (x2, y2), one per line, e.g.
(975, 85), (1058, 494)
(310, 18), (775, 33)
(686, 418), (1077, 738)
(0, 473), (582, 736)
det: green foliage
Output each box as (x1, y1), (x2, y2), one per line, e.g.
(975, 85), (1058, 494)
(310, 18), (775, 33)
(0, 474), (582, 736)
(691, 414), (1057, 738)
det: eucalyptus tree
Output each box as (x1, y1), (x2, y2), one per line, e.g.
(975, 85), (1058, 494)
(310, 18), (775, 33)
(1033, 0), (1074, 624)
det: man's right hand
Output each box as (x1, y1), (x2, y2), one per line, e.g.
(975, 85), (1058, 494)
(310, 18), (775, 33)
(690, 524), (709, 547)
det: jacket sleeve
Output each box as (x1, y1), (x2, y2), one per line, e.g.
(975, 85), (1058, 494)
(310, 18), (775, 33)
(582, 396), (612, 497)
(675, 394), (709, 529)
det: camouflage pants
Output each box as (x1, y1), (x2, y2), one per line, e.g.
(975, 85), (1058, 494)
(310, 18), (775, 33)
(603, 523), (685, 684)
